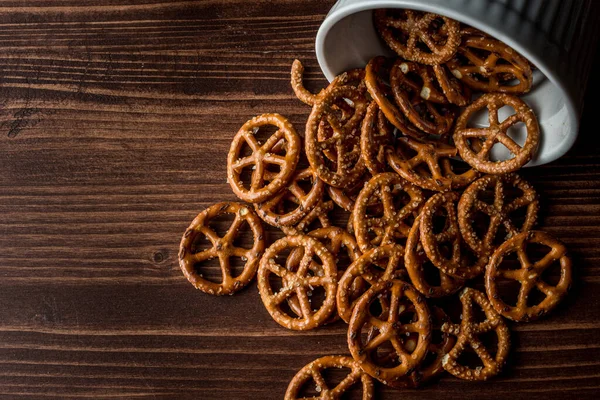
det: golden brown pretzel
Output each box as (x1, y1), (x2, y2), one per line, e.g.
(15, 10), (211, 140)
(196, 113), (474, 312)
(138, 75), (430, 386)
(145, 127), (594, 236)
(433, 64), (472, 106)
(348, 280), (432, 385)
(353, 172), (425, 252)
(454, 93), (540, 174)
(374, 9), (461, 65)
(458, 174), (539, 257)
(179, 202), (265, 295)
(386, 136), (479, 192)
(446, 35), (533, 94)
(405, 214), (465, 298)
(441, 288), (511, 381)
(360, 102), (395, 175)
(485, 230), (572, 322)
(280, 200), (334, 235)
(284, 355), (374, 400)
(227, 113), (301, 203)
(257, 235), (337, 330)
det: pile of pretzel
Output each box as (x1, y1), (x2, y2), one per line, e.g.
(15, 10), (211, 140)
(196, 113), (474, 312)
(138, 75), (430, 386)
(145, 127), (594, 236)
(178, 9), (573, 398)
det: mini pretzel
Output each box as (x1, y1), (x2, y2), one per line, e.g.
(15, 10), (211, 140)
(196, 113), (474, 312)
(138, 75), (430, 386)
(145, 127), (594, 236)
(228, 113), (300, 203)
(326, 173), (375, 212)
(459, 174), (539, 257)
(179, 202), (265, 295)
(454, 93), (540, 174)
(485, 231), (572, 322)
(257, 235), (337, 330)
(374, 9), (461, 65)
(386, 136), (479, 192)
(337, 244), (406, 323)
(441, 288), (511, 381)
(281, 200), (334, 236)
(348, 280), (431, 385)
(446, 35), (533, 94)
(360, 102), (395, 175)
(255, 168), (325, 228)
(405, 214), (465, 298)
(284, 355), (374, 400)
(364, 56), (425, 139)
(390, 60), (455, 135)
(353, 173), (424, 252)
(433, 64), (472, 106)
(305, 85), (368, 187)
(420, 192), (488, 280)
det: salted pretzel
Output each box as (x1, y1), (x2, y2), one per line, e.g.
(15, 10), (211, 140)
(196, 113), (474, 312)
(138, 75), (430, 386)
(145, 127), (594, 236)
(459, 174), (539, 257)
(405, 214), (465, 298)
(305, 85), (368, 187)
(255, 168), (325, 228)
(326, 173), (373, 212)
(364, 56), (425, 139)
(454, 93), (540, 174)
(386, 136), (478, 192)
(353, 173), (424, 252)
(433, 64), (471, 106)
(446, 35), (533, 94)
(374, 9), (461, 65)
(257, 235), (337, 330)
(390, 60), (455, 135)
(420, 192), (488, 280)
(360, 102), (395, 175)
(179, 202), (265, 295)
(284, 355), (374, 400)
(228, 113), (300, 203)
(281, 200), (334, 236)
(485, 230), (572, 322)
(441, 288), (511, 381)
(348, 280), (432, 385)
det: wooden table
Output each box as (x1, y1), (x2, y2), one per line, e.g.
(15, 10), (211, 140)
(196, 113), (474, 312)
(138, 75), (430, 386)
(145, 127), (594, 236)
(0, 1), (599, 398)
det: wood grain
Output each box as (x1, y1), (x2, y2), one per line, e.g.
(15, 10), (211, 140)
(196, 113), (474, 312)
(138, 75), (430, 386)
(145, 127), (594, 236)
(0, 1), (599, 398)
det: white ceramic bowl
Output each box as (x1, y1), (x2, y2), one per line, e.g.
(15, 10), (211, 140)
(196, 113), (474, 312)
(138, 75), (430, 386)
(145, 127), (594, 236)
(316, 0), (600, 166)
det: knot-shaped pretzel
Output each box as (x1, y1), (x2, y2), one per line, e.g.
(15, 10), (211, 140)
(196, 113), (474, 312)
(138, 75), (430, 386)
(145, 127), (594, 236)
(284, 355), (374, 400)
(446, 35), (533, 94)
(374, 9), (461, 65)
(179, 202), (265, 295)
(454, 93), (540, 174)
(441, 288), (510, 381)
(420, 192), (488, 280)
(257, 235), (337, 330)
(386, 136), (479, 191)
(433, 64), (472, 106)
(485, 230), (572, 322)
(348, 280), (432, 385)
(353, 173), (424, 252)
(228, 113), (301, 203)
(360, 102), (395, 175)
(405, 214), (465, 298)
(459, 174), (539, 257)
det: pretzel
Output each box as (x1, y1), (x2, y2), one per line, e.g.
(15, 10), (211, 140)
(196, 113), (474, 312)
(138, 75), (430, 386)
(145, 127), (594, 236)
(348, 280), (432, 385)
(255, 168), (325, 228)
(374, 9), (461, 65)
(227, 113), (301, 203)
(419, 192), (488, 280)
(405, 214), (465, 298)
(305, 85), (368, 187)
(390, 60), (455, 135)
(446, 35), (533, 94)
(459, 174), (539, 257)
(360, 102), (395, 175)
(284, 355), (374, 400)
(454, 93), (540, 174)
(433, 64), (472, 106)
(441, 288), (511, 381)
(257, 235), (337, 330)
(364, 56), (425, 139)
(281, 200), (334, 236)
(485, 230), (572, 322)
(179, 202), (265, 295)
(353, 172), (425, 252)
(326, 172), (376, 212)
(337, 244), (406, 323)
(386, 136), (479, 192)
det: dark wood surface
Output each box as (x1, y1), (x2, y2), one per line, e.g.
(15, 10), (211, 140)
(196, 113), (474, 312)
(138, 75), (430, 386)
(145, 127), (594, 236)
(0, 1), (599, 398)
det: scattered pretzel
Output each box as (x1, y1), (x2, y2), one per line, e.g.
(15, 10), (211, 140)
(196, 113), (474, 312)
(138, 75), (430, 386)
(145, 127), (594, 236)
(485, 230), (572, 322)
(228, 113), (301, 203)
(281, 200), (334, 236)
(454, 93), (540, 174)
(441, 288), (511, 381)
(179, 202), (265, 295)
(458, 173), (539, 257)
(326, 173), (372, 212)
(360, 102), (395, 175)
(284, 355), (374, 400)
(433, 64), (472, 106)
